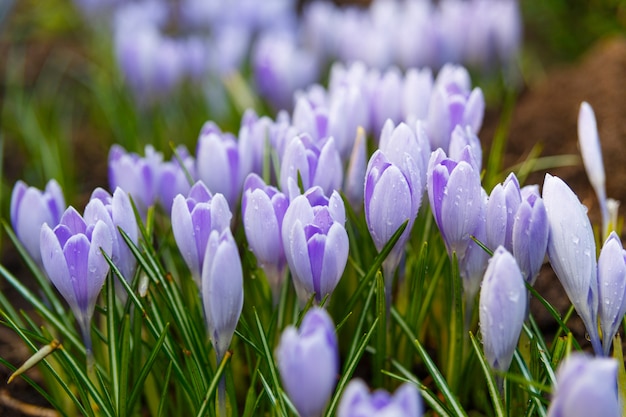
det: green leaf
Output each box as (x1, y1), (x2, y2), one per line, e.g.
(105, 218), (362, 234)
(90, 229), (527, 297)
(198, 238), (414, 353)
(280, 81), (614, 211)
(469, 332), (505, 417)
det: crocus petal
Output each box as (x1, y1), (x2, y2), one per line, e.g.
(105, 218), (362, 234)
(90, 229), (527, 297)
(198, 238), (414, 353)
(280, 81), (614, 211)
(319, 222), (349, 301)
(598, 232), (626, 355)
(244, 189), (282, 266)
(171, 194), (201, 280)
(40, 224), (75, 310)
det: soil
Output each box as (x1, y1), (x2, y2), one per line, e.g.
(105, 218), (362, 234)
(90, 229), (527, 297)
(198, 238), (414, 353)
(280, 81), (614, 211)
(2, 27), (626, 415)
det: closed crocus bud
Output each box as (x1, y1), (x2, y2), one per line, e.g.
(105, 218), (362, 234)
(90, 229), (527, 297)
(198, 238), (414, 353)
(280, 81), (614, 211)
(280, 133), (343, 198)
(108, 144), (161, 219)
(547, 354), (620, 417)
(87, 187), (139, 295)
(597, 232), (626, 355)
(171, 181), (232, 288)
(238, 109), (275, 178)
(292, 93), (329, 143)
(512, 186), (548, 285)
(158, 146), (196, 214)
(370, 67), (403, 137)
(479, 246), (527, 374)
(578, 101), (609, 237)
(276, 307), (338, 417)
(402, 67), (433, 125)
(327, 84), (369, 160)
(343, 127), (367, 210)
(337, 379), (423, 417)
(281, 187), (348, 304)
(458, 188), (489, 303)
(10, 179), (65, 266)
(448, 124), (482, 170)
(486, 173), (521, 251)
(365, 150), (420, 294)
(40, 206), (113, 350)
(242, 174), (289, 302)
(202, 228), (243, 362)
(427, 146), (482, 261)
(196, 126), (242, 208)
(543, 174), (601, 355)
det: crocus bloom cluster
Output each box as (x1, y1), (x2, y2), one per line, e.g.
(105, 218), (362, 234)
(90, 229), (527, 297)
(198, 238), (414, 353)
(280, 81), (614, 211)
(10, 179), (66, 266)
(547, 354), (620, 417)
(276, 307), (338, 417)
(171, 181), (232, 288)
(241, 174), (289, 302)
(337, 379), (423, 417)
(597, 232), (626, 355)
(202, 228), (244, 363)
(281, 187), (348, 304)
(543, 174), (602, 355)
(40, 206), (113, 350)
(479, 246), (527, 374)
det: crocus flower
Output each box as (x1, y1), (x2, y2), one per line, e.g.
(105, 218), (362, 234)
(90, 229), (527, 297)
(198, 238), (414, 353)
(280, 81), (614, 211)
(458, 188), (489, 304)
(326, 83), (369, 160)
(10, 179), (65, 266)
(279, 133), (343, 198)
(241, 174), (289, 302)
(543, 174), (601, 355)
(448, 124), (482, 170)
(479, 246), (527, 374)
(427, 146), (482, 262)
(108, 144), (161, 218)
(281, 186), (348, 304)
(486, 173), (521, 251)
(512, 185), (548, 285)
(597, 232), (626, 355)
(370, 67), (403, 137)
(547, 354), (620, 417)
(171, 181), (232, 288)
(343, 127), (367, 209)
(196, 126), (242, 208)
(402, 67), (433, 125)
(157, 145), (196, 214)
(276, 307), (338, 417)
(578, 101), (609, 237)
(87, 187), (139, 297)
(337, 379), (423, 417)
(202, 228), (244, 363)
(40, 206), (113, 350)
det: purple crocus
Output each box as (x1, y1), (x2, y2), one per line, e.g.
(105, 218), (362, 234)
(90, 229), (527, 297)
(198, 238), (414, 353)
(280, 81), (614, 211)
(157, 145), (196, 214)
(343, 127), (367, 209)
(40, 206), (113, 350)
(427, 146), (482, 262)
(202, 228), (243, 363)
(281, 186), (348, 304)
(171, 181), (232, 288)
(543, 174), (601, 355)
(86, 187), (139, 296)
(486, 173), (521, 251)
(241, 173), (289, 302)
(597, 232), (626, 355)
(337, 379), (423, 417)
(547, 354), (620, 417)
(276, 307), (338, 417)
(479, 246), (527, 374)
(10, 179), (65, 266)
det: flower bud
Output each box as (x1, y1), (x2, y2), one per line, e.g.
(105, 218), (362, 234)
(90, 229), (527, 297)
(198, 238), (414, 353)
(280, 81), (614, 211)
(337, 379), (423, 417)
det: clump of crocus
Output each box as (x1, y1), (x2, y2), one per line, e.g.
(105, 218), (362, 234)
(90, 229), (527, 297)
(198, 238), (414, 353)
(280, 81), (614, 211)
(87, 187), (139, 299)
(276, 307), (338, 417)
(337, 379), (423, 417)
(241, 173), (290, 303)
(547, 353), (620, 417)
(171, 181), (232, 288)
(40, 206), (113, 353)
(597, 232), (626, 355)
(543, 174), (602, 355)
(281, 186), (348, 305)
(479, 246), (526, 375)
(10, 179), (66, 266)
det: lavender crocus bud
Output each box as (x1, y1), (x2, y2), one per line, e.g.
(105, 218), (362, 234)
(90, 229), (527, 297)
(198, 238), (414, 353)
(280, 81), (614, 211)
(578, 101), (609, 237)
(543, 174), (601, 355)
(171, 181), (232, 288)
(479, 246), (527, 373)
(344, 127), (367, 210)
(196, 127), (242, 208)
(402, 67), (433, 125)
(279, 133), (343, 197)
(512, 186), (548, 285)
(486, 173), (521, 251)
(202, 228), (243, 362)
(158, 146), (196, 214)
(327, 84), (369, 160)
(108, 144), (161, 219)
(87, 187), (138, 295)
(276, 307), (338, 417)
(458, 188), (489, 303)
(292, 92), (329, 142)
(597, 232), (626, 355)
(238, 109), (275, 178)
(427, 147), (482, 261)
(10, 179), (65, 266)
(242, 174), (289, 302)
(365, 150), (420, 293)
(337, 379), (423, 417)
(547, 354), (620, 417)
(40, 207), (113, 349)
(448, 125), (482, 170)
(370, 67), (403, 137)
(281, 187), (348, 304)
